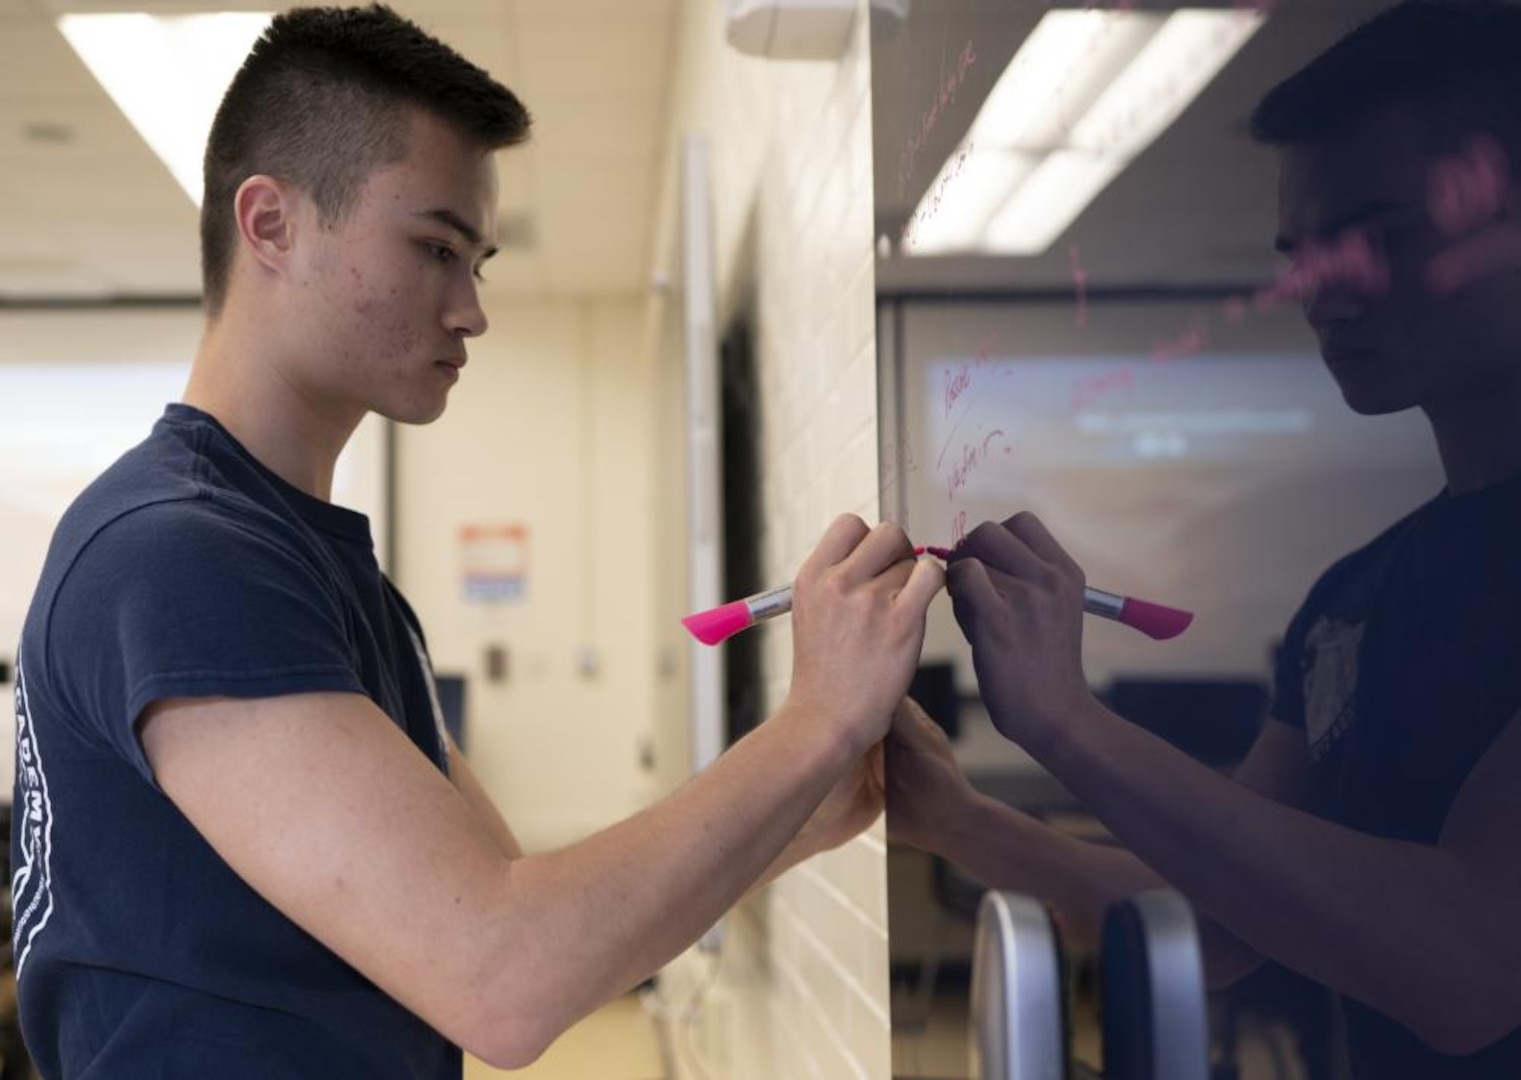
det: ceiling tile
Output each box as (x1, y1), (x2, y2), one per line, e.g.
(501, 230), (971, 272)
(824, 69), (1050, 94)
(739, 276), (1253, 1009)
(0, 96), (155, 160)
(0, 24), (102, 100)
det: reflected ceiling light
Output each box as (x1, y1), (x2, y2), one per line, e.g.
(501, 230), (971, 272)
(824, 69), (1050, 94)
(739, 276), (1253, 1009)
(59, 12), (272, 207)
(968, 11), (1154, 155)
(905, 7), (1266, 258)
(984, 149), (1127, 255)
(907, 147), (1036, 255)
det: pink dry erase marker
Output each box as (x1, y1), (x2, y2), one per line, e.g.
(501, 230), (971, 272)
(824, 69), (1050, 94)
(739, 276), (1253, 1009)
(681, 547), (1193, 646)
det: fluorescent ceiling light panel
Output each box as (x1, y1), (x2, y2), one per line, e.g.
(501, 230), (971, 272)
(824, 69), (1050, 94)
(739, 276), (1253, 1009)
(968, 11), (1159, 154)
(1071, 10), (1263, 158)
(904, 7), (1266, 258)
(984, 150), (1127, 256)
(906, 146), (1036, 255)
(59, 12), (272, 207)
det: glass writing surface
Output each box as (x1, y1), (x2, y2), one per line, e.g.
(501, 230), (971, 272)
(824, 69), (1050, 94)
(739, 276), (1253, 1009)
(867, 2), (1493, 1075)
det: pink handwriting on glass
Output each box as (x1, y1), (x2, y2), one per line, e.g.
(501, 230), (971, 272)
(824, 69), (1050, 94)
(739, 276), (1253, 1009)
(941, 330), (1002, 421)
(937, 334), (1013, 544)
(1070, 244), (1090, 330)
(897, 40), (977, 202)
(946, 428), (1011, 502)
(1425, 133), (1516, 295)
(1069, 228), (1388, 411)
(1070, 366), (1134, 411)
(951, 509), (970, 547)
(902, 141), (976, 250)
(1067, 136), (1511, 412)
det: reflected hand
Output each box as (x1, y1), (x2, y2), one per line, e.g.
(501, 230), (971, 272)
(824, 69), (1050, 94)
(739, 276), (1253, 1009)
(885, 697), (978, 857)
(946, 513), (1094, 751)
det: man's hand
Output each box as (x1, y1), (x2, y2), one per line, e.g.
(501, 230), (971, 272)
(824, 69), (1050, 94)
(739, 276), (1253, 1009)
(946, 513), (1094, 751)
(783, 515), (945, 756)
(885, 697), (979, 857)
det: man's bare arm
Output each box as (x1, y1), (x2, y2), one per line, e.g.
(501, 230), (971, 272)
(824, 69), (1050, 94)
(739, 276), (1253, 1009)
(443, 733), (523, 858)
(138, 515), (944, 1069)
(1033, 699), (1521, 1055)
(889, 703), (1310, 987)
(140, 691), (852, 1068)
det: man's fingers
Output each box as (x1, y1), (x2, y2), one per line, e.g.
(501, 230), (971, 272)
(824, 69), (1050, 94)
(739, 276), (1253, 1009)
(946, 557), (1000, 632)
(893, 554), (946, 618)
(799, 514), (873, 578)
(839, 521), (916, 586)
(958, 518), (1045, 581)
(1003, 511), (1084, 581)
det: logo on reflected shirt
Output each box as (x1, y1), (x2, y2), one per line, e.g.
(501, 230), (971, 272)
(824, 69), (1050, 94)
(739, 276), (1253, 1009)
(12, 647), (56, 978)
(1302, 617), (1364, 763)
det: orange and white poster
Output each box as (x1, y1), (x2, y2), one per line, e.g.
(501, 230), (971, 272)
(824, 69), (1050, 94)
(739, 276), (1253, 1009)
(459, 523), (529, 603)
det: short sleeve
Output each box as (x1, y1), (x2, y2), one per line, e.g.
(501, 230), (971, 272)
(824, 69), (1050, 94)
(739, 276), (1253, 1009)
(45, 499), (367, 783)
(1270, 552), (1362, 733)
(1270, 602), (1311, 732)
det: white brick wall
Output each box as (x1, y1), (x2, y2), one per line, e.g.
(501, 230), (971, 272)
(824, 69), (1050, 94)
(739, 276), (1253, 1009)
(656, 0), (889, 1075)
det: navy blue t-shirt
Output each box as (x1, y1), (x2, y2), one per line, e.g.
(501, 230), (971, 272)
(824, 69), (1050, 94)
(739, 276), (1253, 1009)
(11, 403), (460, 1079)
(1273, 474), (1521, 1077)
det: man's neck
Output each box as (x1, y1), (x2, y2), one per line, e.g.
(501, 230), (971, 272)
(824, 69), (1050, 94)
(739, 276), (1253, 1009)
(1426, 371), (1521, 495)
(186, 319), (360, 503)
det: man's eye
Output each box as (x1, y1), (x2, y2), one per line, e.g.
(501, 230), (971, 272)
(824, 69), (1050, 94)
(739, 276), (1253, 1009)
(426, 243), (456, 264)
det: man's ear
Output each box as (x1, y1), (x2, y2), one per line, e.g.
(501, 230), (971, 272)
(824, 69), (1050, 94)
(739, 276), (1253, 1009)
(232, 174), (304, 278)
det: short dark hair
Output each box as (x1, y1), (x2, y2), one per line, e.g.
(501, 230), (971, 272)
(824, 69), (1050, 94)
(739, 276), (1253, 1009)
(200, 3), (531, 316)
(1250, 0), (1521, 157)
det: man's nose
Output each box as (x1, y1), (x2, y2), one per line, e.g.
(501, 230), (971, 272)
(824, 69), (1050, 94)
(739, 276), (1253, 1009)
(1304, 278), (1366, 332)
(448, 280), (489, 339)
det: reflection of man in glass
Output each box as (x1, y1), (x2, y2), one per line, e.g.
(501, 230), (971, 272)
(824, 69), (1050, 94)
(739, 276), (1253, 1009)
(887, 3), (1521, 1076)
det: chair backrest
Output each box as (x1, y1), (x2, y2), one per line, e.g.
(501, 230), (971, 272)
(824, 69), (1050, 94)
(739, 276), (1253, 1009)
(971, 891), (1068, 1080)
(1101, 889), (1210, 1080)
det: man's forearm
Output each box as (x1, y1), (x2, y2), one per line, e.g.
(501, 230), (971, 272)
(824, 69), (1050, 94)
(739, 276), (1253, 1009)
(935, 791), (1261, 985)
(1027, 698), (1518, 1052)
(485, 703), (852, 1056)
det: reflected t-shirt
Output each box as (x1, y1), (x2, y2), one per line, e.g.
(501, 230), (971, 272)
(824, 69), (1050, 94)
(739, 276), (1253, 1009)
(11, 403), (459, 1079)
(1273, 473), (1521, 1077)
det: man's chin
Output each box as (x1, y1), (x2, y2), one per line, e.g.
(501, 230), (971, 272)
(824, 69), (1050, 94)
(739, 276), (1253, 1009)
(1335, 381), (1418, 417)
(1324, 359), (1416, 416)
(376, 396), (451, 426)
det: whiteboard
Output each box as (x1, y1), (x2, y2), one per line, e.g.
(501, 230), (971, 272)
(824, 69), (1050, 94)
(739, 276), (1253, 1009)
(880, 299), (1446, 697)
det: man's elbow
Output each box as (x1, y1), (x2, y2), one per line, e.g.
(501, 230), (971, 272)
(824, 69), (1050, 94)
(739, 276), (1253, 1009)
(440, 946), (570, 1069)
(1405, 964), (1521, 1058)
(1415, 1002), (1521, 1058)
(455, 997), (559, 1071)
(468, 1031), (551, 1072)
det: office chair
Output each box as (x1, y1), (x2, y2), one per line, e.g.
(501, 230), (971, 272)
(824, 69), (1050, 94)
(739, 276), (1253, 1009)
(971, 891), (1068, 1080)
(1101, 889), (1210, 1080)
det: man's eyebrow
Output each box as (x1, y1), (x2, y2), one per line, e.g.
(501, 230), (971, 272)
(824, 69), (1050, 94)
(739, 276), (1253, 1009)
(1274, 200), (1409, 255)
(414, 208), (499, 260)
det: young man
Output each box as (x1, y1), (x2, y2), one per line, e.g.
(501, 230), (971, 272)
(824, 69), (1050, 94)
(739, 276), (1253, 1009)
(887, 2), (1521, 1077)
(10, 6), (944, 1077)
